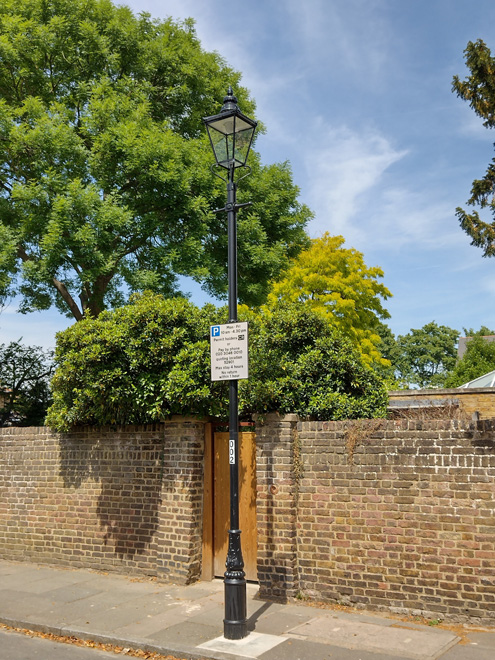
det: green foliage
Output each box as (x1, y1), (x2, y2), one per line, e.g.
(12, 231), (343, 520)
(46, 293), (228, 429)
(0, 341), (54, 426)
(47, 293), (388, 430)
(241, 304), (389, 420)
(445, 327), (495, 387)
(394, 322), (459, 389)
(453, 40), (495, 257)
(0, 0), (310, 319)
(266, 233), (392, 365)
(462, 325), (494, 337)
(373, 322), (407, 389)
(203, 161), (312, 306)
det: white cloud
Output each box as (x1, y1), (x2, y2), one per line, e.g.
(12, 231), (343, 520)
(369, 189), (463, 250)
(302, 121), (408, 242)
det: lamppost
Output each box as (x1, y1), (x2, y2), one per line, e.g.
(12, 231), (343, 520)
(203, 88), (257, 641)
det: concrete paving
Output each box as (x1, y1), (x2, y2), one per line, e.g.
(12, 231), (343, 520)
(0, 559), (493, 660)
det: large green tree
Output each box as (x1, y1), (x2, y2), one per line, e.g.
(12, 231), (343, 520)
(0, 0), (310, 320)
(453, 39), (495, 255)
(0, 340), (54, 426)
(395, 322), (459, 389)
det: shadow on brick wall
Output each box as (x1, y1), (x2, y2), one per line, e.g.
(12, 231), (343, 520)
(58, 433), (164, 560)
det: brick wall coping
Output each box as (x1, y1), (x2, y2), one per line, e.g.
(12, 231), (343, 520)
(389, 387), (495, 396)
(0, 417), (209, 438)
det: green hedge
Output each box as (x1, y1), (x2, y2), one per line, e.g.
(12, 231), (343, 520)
(46, 292), (388, 430)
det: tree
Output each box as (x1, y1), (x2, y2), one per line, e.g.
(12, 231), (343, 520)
(0, 0), (310, 320)
(266, 233), (392, 365)
(0, 340), (54, 426)
(445, 326), (495, 387)
(373, 322), (406, 388)
(452, 40), (495, 256)
(395, 322), (459, 389)
(46, 292), (388, 430)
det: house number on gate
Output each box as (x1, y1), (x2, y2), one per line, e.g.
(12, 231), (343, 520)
(229, 439), (235, 465)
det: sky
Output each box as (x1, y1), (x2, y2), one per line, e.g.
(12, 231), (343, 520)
(2, 0), (495, 349)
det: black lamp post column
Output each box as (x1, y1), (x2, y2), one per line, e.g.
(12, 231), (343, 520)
(223, 167), (247, 641)
(203, 88), (257, 642)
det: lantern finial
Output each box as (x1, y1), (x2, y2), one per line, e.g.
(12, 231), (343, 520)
(221, 87), (238, 113)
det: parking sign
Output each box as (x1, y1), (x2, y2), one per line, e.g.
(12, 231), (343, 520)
(210, 322), (248, 381)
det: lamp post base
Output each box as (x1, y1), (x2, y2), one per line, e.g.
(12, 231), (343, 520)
(224, 576), (247, 639)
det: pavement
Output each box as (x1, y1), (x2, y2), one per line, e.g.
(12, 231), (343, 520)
(0, 560), (495, 660)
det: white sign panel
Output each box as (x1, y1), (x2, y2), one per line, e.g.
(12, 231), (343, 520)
(210, 322), (249, 382)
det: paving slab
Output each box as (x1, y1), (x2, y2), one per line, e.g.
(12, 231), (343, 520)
(260, 637), (413, 660)
(287, 616), (459, 660)
(111, 611), (187, 639)
(0, 590), (59, 620)
(55, 602), (164, 634)
(441, 632), (495, 660)
(0, 570), (95, 593)
(250, 610), (314, 635)
(40, 583), (106, 603)
(150, 620), (222, 646)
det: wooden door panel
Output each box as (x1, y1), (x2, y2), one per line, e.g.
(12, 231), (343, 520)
(213, 432), (257, 581)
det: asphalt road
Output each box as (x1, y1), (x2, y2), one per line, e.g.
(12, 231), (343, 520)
(2, 626), (495, 660)
(0, 629), (129, 660)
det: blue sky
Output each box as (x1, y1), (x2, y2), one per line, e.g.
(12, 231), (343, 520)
(2, 0), (495, 349)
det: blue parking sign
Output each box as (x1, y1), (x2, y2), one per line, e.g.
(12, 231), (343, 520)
(211, 325), (221, 337)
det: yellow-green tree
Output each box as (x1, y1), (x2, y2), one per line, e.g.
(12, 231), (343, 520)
(266, 233), (392, 365)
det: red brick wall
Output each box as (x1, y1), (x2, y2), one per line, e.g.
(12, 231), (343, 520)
(256, 415), (495, 625)
(3, 415), (495, 623)
(0, 419), (205, 583)
(255, 414), (299, 599)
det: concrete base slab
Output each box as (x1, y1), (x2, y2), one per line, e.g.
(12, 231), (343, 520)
(198, 632), (286, 658)
(288, 617), (459, 660)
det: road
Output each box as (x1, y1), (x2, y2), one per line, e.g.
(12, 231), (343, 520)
(0, 629), (123, 659)
(2, 625), (495, 660)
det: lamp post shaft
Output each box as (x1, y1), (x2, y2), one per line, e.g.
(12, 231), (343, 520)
(227, 176), (238, 322)
(203, 89), (256, 642)
(224, 167), (247, 640)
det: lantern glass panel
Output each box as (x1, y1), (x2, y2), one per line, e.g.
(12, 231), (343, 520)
(233, 126), (255, 167)
(208, 126), (231, 167)
(207, 122), (255, 168)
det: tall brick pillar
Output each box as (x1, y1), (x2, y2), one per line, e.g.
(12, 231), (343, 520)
(156, 417), (206, 584)
(255, 413), (300, 600)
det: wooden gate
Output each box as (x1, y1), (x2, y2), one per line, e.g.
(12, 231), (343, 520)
(202, 425), (258, 581)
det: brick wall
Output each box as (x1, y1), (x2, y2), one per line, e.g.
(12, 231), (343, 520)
(0, 419), (205, 583)
(3, 414), (495, 623)
(255, 414), (299, 599)
(256, 415), (495, 624)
